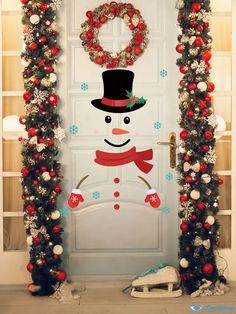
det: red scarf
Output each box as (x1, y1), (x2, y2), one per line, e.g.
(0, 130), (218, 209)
(95, 147), (153, 174)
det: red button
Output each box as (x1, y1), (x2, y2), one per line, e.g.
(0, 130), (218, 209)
(114, 204), (120, 210)
(114, 177), (120, 184)
(114, 191), (120, 198)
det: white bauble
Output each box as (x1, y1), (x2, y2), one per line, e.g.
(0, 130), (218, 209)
(190, 190), (200, 200)
(180, 258), (189, 268)
(21, 59), (30, 67)
(41, 78), (50, 87)
(175, 0), (185, 9)
(197, 81), (208, 92)
(49, 73), (57, 83)
(26, 236), (33, 245)
(42, 171), (51, 181)
(53, 245), (63, 255)
(206, 216), (215, 225)
(201, 173), (211, 184)
(30, 14), (40, 25)
(51, 210), (61, 220)
(179, 145), (186, 153)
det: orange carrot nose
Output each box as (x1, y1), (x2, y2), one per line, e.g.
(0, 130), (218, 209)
(112, 128), (130, 135)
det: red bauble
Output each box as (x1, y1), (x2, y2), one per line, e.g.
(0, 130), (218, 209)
(184, 155), (190, 161)
(41, 165), (47, 172)
(34, 153), (40, 160)
(180, 130), (189, 140)
(26, 205), (35, 215)
(40, 3), (49, 10)
(126, 46), (132, 52)
(86, 31), (93, 40)
(86, 10), (93, 18)
(23, 92), (32, 102)
(196, 25), (204, 32)
(185, 246), (191, 252)
(100, 15), (107, 23)
(127, 60), (134, 66)
(204, 222), (211, 229)
(185, 176), (192, 183)
(39, 138), (45, 144)
(26, 263), (34, 272)
(33, 236), (41, 245)
(54, 185), (61, 193)
(176, 44), (184, 53)
(34, 78), (40, 85)
(134, 47), (142, 56)
(180, 222), (188, 233)
(21, 167), (29, 177)
(186, 110), (194, 117)
(189, 19), (196, 26)
(202, 263), (214, 275)
(202, 50), (212, 61)
(215, 241), (220, 247)
(53, 254), (60, 260)
(207, 82), (215, 92)
(128, 10), (134, 17)
(204, 22), (209, 28)
(102, 55), (109, 62)
(45, 65), (54, 72)
(192, 2), (201, 12)
(19, 115), (26, 125)
(195, 37), (204, 47)
(48, 94), (59, 106)
(138, 23), (146, 30)
(179, 80), (184, 87)
(95, 22), (101, 28)
(180, 65), (188, 74)
(53, 225), (61, 233)
(202, 109), (209, 117)
(180, 195), (187, 203)
(202, 145), (209, 152)
(204, 130), (213, 139)
(28, 127), (38, 136)
(33, 180), (38, 185)
(56, 270), (67, 282)
(198, 202), (205, 210)
(218, 178), (224, 185)
(188, 83), (197, 91)
(205, 95), (211, 102)
(95, 57), (104, 65)
(51, 46), (60, 55)
(40, 36), (47, 43)
(29, 42), (37, 50)
(48, 138), (54, 146)
(49, 171), (56, 177)
(200, 164), (208, 172)
(198, 100), (207, 108)
(21, 0), (28, 3)
(191, 215), (197, 221)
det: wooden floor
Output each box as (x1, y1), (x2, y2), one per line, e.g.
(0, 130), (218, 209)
(0, 283), (235, 314)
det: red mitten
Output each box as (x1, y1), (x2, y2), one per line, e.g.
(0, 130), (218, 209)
(145, 189), (161, 208)
(68, 189), (84, 208)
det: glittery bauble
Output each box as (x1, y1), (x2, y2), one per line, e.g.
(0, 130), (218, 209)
(180, 258), (189, 268)
(26, 236), (33, 245)
(206, 216), (215, 225)
(180, 91), (189, 101)
(197, 81), (208, 92)
(49, 73), (57, 83)
(201, 173), (211, 183)
(53, 244), (63, 255)
(190, 190), (200, 200)
(42, 171), (51, 181)
(51, 210), (61, 220)
(30, 14), (40, 25)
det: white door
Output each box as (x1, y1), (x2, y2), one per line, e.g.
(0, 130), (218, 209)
(62, 0), (179, 278)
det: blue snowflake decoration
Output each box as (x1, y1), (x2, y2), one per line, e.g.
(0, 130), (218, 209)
(162, 207), (171, 214)
(160, 69), (168, 77)
(81, 82), (88, 91)
(69, 124), (78, 135)
(154, 121), (162, 130)
(92, 191), (100, 200)
(59, 207), (69, 217)
(166, 172), (174, 181)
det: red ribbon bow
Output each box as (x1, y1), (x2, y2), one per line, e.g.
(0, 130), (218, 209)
(95, 147), (153, 174)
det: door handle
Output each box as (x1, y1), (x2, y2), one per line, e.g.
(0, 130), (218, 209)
(157, 132), (176, 169)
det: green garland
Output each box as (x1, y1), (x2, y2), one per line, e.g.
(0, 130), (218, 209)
(176, 0), (225, 294)
(20, 0), (66, 296)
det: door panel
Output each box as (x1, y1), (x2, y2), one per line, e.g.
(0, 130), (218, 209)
(63, 0), (179, 277)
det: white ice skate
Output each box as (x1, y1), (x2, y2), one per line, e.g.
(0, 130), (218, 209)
(131, 266), (182, 298)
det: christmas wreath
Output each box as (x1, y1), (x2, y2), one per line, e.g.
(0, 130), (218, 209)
(80, 2), (149, 68)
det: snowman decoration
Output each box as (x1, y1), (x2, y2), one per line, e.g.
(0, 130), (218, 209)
(68, 70), (161, 209)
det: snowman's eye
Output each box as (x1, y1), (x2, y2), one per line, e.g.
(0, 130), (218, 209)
(124, 116), (130, 124)
(105, 116), (112, 123)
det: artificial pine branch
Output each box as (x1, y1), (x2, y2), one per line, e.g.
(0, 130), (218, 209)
(176, 0), (224, 294)
(20, 0), (66, 296)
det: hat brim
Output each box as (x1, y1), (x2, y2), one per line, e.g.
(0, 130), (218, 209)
(91, 99), (146, 113)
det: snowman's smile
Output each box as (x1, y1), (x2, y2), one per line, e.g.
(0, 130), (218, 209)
(104, 139), (131, 147)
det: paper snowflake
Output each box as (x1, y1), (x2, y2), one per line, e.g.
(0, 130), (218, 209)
(197, 10), (211, 22)
(51, 0), (62, 10)
(207, 114), (217, 128)
(32, 88), (49, 104)
(24, 216), (37, 230)
(204, 147), (217, 164)
(191, 60), (207, 74)
(179, 201), (194, 221)
(54, 126), (66, 141)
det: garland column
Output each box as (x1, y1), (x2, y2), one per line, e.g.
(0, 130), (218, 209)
(20, 0), (66, 296)
(176, 0), (224, 294)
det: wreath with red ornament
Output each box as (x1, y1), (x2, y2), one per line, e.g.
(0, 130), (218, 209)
(80, 2), (149, 68)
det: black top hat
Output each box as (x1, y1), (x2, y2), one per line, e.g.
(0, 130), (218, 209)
(91, 69), (146, 113)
